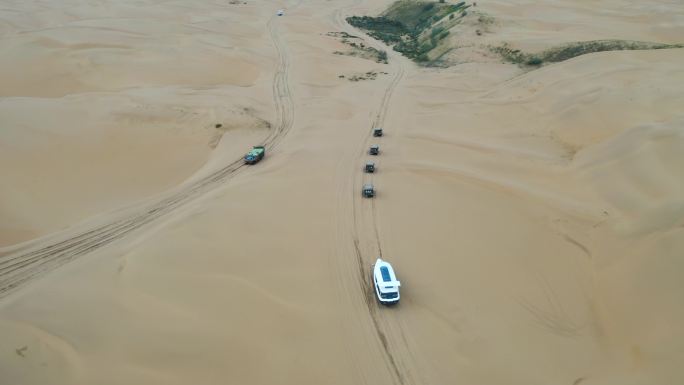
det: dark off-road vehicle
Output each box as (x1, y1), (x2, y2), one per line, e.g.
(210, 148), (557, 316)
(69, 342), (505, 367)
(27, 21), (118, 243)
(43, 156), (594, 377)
(365, 162), (375, 173)
(369, 145), (379, 155)
(362, 184), (375, 198)
(373, 128), (383, 137)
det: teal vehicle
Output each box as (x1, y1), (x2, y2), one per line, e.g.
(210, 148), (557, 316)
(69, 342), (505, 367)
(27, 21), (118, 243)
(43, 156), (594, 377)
(244, 146), (265, 164)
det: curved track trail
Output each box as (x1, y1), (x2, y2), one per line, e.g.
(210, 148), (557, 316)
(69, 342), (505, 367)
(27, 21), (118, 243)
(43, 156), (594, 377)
(332, 5), (420, 385)
(0, 13), (296, 298)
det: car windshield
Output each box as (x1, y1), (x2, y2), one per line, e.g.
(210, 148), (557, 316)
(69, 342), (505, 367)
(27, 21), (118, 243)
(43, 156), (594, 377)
(380, 292), (398, 299)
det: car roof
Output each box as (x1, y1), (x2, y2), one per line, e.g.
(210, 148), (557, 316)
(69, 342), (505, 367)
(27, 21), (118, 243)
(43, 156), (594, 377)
(380, 266), (391, 282)
(374, 259), (400, 292)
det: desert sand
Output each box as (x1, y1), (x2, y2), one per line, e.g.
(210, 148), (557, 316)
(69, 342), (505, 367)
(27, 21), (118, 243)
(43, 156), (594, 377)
(1, 0), (683, 384)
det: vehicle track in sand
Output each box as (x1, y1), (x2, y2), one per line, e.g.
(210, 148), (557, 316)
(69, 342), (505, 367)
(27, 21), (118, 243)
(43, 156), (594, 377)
(0, 10), (297, 298)
(332, 4), (421, 385)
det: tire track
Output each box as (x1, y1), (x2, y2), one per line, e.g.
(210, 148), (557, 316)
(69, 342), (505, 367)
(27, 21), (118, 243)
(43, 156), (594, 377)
(350, 58), (412, 385)
(331, 5), (418, 385)
(0, 12), (296, 298)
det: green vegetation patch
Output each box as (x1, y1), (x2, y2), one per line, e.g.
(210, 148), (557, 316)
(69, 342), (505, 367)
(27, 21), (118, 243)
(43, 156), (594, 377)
(492, 40), (684, 67)
(384, 0), (463, 31)
(347, 0), (470, 62)
(327, 31), (389, 63)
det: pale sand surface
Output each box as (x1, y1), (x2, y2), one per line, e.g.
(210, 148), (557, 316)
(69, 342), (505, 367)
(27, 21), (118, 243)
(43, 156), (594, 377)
(0, 0), (274, 245)
(1, 0), (683, 384)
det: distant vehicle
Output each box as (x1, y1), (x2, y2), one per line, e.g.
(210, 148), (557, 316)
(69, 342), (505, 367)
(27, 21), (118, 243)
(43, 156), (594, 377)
(365, 162), (375, 173)
(244, 146), (265, 164)
(362, 183), (375, 198)
(369, 145), (379, 155)
(276, 9), (284, 16)
(373, 258), (401, 305)
(373, 128), (383, 137)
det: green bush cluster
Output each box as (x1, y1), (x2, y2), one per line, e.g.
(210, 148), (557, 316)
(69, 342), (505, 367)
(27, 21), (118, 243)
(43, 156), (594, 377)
(492, 40), (684, 67)
(345, 16), (407, 43)
(347, 0), (469, 63)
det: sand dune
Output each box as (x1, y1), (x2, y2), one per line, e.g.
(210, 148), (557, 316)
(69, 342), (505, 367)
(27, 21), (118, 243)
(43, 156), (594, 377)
(383, 46), (684, 385)
(441, 0), (684, 65)
(0, 0), (276, 246)
(1, 0), (683, 384)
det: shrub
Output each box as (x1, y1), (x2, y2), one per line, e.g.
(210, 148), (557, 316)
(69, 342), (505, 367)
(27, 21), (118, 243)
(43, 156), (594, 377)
(525, 56), (543, 66)
(430, 26), (445, 38)
(378, 50), (388, 62)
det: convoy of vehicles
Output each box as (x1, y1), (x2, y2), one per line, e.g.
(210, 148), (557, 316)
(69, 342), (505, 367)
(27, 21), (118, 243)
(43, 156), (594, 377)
(245, 127), (401, 306)
(363, 128), (400, 305)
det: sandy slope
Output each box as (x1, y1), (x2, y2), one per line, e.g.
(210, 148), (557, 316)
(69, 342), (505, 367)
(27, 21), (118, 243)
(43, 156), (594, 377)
(1, 0), (683, 385)
(0, 0), (275, 246)
(442, 0), (684, 65)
